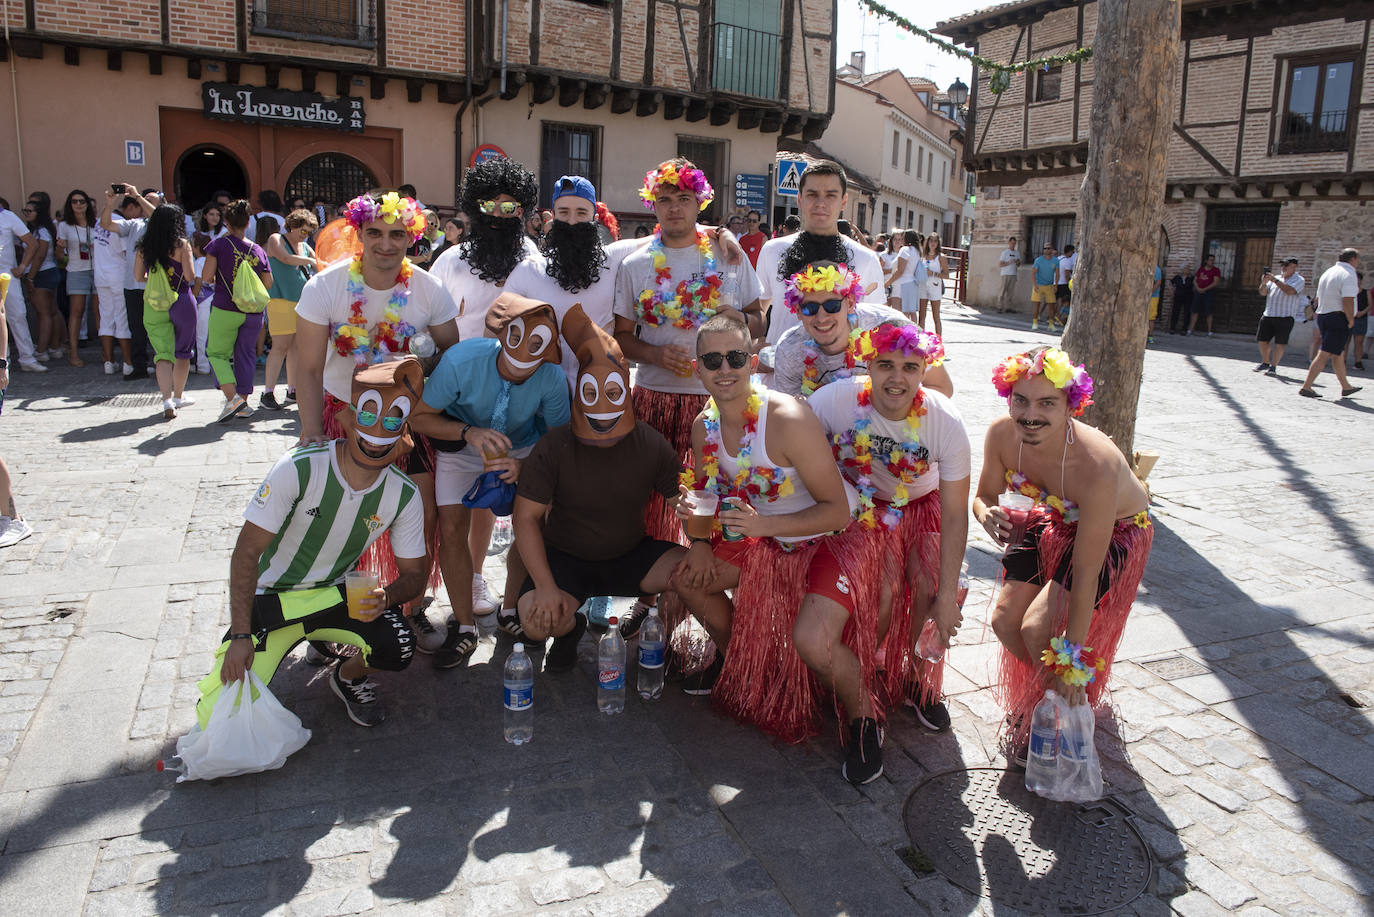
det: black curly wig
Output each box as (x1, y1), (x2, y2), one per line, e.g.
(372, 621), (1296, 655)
(776, 231), (850, 282)
(457, 158), (540, 284)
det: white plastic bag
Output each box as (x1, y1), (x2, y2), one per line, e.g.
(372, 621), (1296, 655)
(1047, 700), (1103, 803)
(174, 672), (311, 782)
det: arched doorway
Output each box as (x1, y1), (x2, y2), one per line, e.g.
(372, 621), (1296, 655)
(175, 146), (248, 213)
(285, 153), (377, 211)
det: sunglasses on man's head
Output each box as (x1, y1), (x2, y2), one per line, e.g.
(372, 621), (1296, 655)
(479, 200), (521, 216)
(356, 409), (405, 432)
(798, 298), (846, 317)
(698, 350), (750, 371)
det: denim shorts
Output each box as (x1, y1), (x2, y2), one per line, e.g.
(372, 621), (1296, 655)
(65, 269), (94, 294)
(33, 267), (61, 290)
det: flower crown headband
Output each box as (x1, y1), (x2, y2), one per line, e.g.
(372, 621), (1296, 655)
(782, 263), (863, 315)
(344, 191), (427, 243)
(991, 347), (1095, 416)
(639, 162), (714, 211)
(856, 323), (945, 367)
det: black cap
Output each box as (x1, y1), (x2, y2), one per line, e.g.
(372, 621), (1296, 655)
(1281, 257), (1299, 265)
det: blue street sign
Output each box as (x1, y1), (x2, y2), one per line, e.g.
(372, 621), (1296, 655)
(776, 159), (808, 197)
(734, 173), (768, 210)
(125, 140), (145, 167)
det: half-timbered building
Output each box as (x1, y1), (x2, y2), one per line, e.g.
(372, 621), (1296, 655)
(939, 0), (1374, 331)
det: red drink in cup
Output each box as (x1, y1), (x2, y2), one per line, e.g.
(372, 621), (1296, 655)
(998, 493), (1035, 545)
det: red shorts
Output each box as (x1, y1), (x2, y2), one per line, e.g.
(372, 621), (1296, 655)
(713, 538), (856, 614)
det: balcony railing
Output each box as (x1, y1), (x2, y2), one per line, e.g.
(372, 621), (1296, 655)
(251, 0), (376, 48)
(710, 22), (782, 100)
(1277, 108), (1350, 154)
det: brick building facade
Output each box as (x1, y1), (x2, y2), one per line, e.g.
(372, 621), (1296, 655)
(938, 0), (1374, 331)
(0, 0), (836, 224)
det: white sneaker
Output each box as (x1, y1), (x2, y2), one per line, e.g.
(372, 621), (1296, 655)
(122, 362), (135, 375)
(49, 347), (65, 359)
(472, 574), (498, 616)
(196, 364), (211, 375)
(0, 516), (33, 548)
(216, 395), (248, 423)
(173, 394), (196, 409)
(163, 398), (177, 420)
(34, 350), (49, 363)
(18, 359), (47, 373)
(103, 361), (116, 375)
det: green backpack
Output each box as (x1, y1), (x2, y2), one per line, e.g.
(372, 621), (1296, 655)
(231, 255), (271, 314)
(144, 265), (177, 312)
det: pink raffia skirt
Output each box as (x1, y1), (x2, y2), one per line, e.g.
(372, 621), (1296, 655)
(868, 490), (947, 709)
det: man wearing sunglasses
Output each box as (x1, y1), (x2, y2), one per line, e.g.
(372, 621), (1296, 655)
(739, 210), (767, 268)
(671, 314), (886, 783)
(770, 261), (954, 400)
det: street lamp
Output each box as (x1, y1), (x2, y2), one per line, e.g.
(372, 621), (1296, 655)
(946, 77), (969, 108)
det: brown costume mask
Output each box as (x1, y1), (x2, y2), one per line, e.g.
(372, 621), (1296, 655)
(485, 293), (561, 383)
(346, 356), (425, 469)
(561, 303), (636, 443)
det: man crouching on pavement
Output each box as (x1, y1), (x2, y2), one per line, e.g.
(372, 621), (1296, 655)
(195, 358), (429, 728)
(971, 346), (1152, 765)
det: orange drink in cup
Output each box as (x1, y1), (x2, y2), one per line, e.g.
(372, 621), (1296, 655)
(345, 570), (380, 620)
(685, 491), (719, 540)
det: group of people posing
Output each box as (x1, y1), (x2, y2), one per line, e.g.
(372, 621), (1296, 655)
(198, 156), (1153, 786)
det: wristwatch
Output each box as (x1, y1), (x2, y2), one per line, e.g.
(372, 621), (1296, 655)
(0, 357), (8, 369)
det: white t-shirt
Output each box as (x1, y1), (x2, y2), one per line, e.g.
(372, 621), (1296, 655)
(770, 302), (905, 398)
(893, 246), (922, 284)
(295, 258), (461, 402)
(613, 235), (764, 395)
(430, 236), (542, 340)
(505, 237), (641, 388)
(57, 221), (96, 273)
(999, 247), (1020, 276)
(807, 379), (971, 501)
(1315, 262), (1359, 315)
(0, 208), (30, 272)
(91, 222), (127, 288)
(1057, 252), (1077, 285)
(756, 233), (885, 345)
(878, 250), (897, 275)
(33, 227), (58, 272)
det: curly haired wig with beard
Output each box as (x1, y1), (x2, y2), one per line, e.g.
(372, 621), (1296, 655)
(458, 157), (539, 284)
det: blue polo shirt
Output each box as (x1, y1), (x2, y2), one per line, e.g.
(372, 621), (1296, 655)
(1033, 255), (1059, 286)
(421, 339), (570, 449)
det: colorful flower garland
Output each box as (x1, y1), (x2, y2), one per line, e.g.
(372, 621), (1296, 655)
(700, 382), (794, 502)
(635, 228), (722, 329)
(1004, 469), (1075, 523)
(639, 162), (714, 211)
(832, 379), (928, 529)
(991, 347), (1094, 416)
(800, 326), (862, 397)
(331, 254), (417, 365)
(855, 322), (945, 368)
(782, 263), (863, 315)
(344, 191), (426, 243)
(1040, 635), (1106, 687)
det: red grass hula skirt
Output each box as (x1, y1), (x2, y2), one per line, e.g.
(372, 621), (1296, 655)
(996, 515), (1154, 745)
(868, 490), (946, 709)
(632, 386), (707, 546)
(324, 393), (442, 597)
(713, 528), (884, 744)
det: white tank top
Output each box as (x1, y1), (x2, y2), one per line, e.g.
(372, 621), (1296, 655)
(714, 389), (857, 543)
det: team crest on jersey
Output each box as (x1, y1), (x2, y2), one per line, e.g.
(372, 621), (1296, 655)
(364, 513), (383, 533)
(835, 574), (852, 596)
(252, 482), (271, 507)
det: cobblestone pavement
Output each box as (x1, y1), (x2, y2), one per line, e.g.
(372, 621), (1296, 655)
(0, 309), (1370, 917)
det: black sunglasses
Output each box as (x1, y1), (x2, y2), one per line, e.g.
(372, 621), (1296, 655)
(698, 349), (750, 370)
(798, 298), (845, 317)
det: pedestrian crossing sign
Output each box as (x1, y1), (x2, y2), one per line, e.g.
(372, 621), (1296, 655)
(776, 159), (808, 197)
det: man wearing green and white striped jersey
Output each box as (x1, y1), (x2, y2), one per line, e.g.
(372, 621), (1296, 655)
(197, 359), (429, 729)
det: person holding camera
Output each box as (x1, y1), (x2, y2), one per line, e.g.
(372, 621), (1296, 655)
(1254, 259), (1306, 375)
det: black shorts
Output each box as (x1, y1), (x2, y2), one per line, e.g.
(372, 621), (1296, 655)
(236, 586), (415, 672)
(1001, 517), (1124, 605)
(1318, 311), (1352, 356)
(1056, 283), (1071, 301)
(1255, 315), (1295, 346)
(401, 433), (436, 476)
(1193, 291), (1215, 316)
(520, 538), (680, 606)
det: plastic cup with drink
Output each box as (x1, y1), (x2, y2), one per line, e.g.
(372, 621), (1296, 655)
(997, 492), (1035, 546)
(345, 570), (381, 621)
(685, 490), (719, 540)
(670, 344), (695, 378)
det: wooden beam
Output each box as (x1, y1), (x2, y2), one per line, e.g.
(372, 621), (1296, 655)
(406, 78), (424, 103)
(226, 62), (240, 83)
(636, 90), (662, 117)
(781, 113), (803, 135)
(265, 63), (280, 88)
(1204, 183), (1220, 198)
(610, 88), (637, 114)
(1258, 182), (1272, 198)
(370, 75), (386, 100)
(437, 81), (465, 104)
(186, 58), (201, 80)
(709, 101), (736, 126)
(336, 71), (352, 97)
(1343, 178), (1361, 197)
(737, 107), (762, 131)
(500, 70), (526, 100)
(663, 94), (685, 120)
(1314, 179), (1331, 196)
(760, 110), (784, 133)
(801, 116), (826, 142)
(685, 98), (709, 122)
(1284, 181), (1302, 197)
(107, 49), (122, 71)
(558, 78), (586, 107)
(1182, 185), (1196, 198)
(583, 83), (608, 110)
(300, 69), (317, 93)
(531, 74), (557, 105)
(148, 52), (162, 75)
(63, 45), (78, 66)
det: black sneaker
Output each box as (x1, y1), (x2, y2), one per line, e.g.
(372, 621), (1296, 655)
(913, 699), (952, 733)
(1265, 366), (1278, 376)
(260, 391), (284, 411)
(496, 607), (541, 644)
(1011, 741), (1029, 770)
(433, 622), (479, 669)
(680, 653), (724, 696)
(284, 389), (297, 405)
(618, 600), (654, 639)
(1253, 362), (1269, 373)
(330, 663), (385, 726)
(410, 599), (442, 654)
(842, 717), (884, 785)
(545, 613), (587, 672)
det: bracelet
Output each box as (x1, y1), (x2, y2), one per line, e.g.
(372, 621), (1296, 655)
(461, 423), (472, 438)
(1040, 635), (1105, 686)
(228, 633), (254, 641)
(689, 536), (712, 546)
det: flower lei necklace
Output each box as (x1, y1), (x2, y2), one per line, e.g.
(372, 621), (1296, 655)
(833, 379), (928, 529)
(636, 228), (722, 330)
(699, 382), (794, 501)
(800, 325), (862, 397)
(331, 254), (417, 365)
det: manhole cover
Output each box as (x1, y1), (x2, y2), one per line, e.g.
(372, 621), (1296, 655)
(90, 393), (164, 409)
(903, 767), (1151, 915)
(1140, 654), (1209, 680)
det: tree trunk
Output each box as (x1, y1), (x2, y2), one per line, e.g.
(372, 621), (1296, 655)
(1061, 0), (1180, 458)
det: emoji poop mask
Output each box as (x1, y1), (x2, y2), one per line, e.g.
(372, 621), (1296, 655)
(484, 293), (561, 383)
(347, 356), (424, 469)
(561, 304), (636, 443)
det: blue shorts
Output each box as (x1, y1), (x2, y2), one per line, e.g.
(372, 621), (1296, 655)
(1317, 311), (1351, 356)
(66, 270), (94, 295)
(32, 267), (61, 290)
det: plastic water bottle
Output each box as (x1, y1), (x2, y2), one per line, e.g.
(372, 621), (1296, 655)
(637, 608), (666, 701)
(488, 517), (514, 556)
(598, 616), (626, 714)
(155, 755), (186, 777)
(1025, 690), (1061, 796)
(916, 618), (945, 663)
(956, 562), (970, 608)
(503, 644), (534, 744)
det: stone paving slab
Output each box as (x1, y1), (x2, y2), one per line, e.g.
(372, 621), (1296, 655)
(0, 307), (1372, 915)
